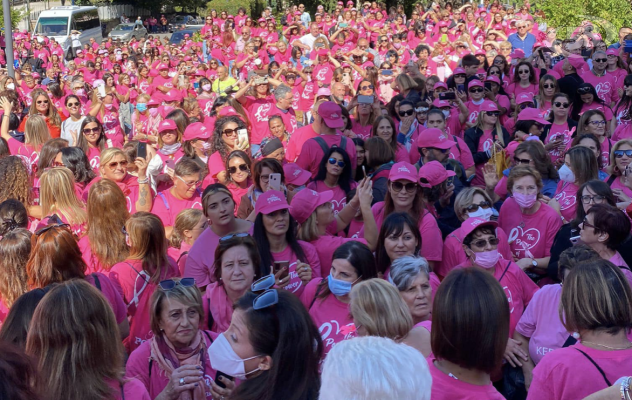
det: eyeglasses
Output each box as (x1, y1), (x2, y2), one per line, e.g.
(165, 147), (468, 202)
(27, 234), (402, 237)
(519, 103), (534, 110)
(614, 149), (632, 158)
(543, 84), (555, 89)
(485, 111), (500, 117)
(176, 175), (202, 187)
(222, 128), (239, 137)
(159, 278), (196, 290)
(328, 158), (345, 167)
(220, 232), (249, 241)
(588, 120), (606, 126)
(391, 181), (417, 193)
(594, 58), (607, 63)
(35, 223), (70, 236)
(286, 75), (296, 80)
(577, 87), (592, 94)
(228, 163), (249, 174)
(469, 87), (484, 93)
(554, 101), (570, 108)
(581, 195), (605, 204)
(399, 109), (414, 117)
(465, 201), (491, 212)
(107, 160), (128, 169)
(36, 100), (49, 104)
(514, 156), (533, 165)
(83, 127), (100, 134)
(580, 217), (597, 230)
(454, 74), (466, 79)
(360, 85), (374, 91)
(470, 237), (500, 248)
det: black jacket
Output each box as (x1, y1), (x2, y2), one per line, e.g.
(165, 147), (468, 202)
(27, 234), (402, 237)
(464, 126), (512, 165)
(540, 117), (578, 142)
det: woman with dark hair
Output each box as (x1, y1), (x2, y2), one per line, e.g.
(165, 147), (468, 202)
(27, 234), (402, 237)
(506, 61), (538, 101)
(569, 133), (609, 180)
(364, 137), (395, 203)
(307, 147), (356, 216)
(225, 150), (253, 212)
(542, 92), (577, 165)
(210, 282), (322, 400)
(209, 115), (249, 183)
(237, 158), (285, 220)
(0, 287), (50, 348)
(571, 83), (613, 124)
(77, 116), (108, 169)
(252, 191), (320, 296)
(300, 241), (377, 360)
(612, 74), (632, 141)
(55, 146), (97, 193)
(352, 137), (366, 178)
(372, 115), (409, 162)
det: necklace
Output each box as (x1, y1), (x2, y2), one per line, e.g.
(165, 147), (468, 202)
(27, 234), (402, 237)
(581, 341), (632, 350)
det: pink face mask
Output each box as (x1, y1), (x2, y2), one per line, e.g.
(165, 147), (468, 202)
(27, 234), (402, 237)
(513, 192), (537, 209)
(474, 250), (500, 269)
(148, 108), (159, 117)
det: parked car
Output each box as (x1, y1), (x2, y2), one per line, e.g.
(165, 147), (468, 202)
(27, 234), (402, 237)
(169, 15), (195, 33)
(108, 23), (147, 41)
(169, 29), (200, 45)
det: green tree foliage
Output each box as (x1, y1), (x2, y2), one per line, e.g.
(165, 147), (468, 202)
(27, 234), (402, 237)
(204, 0), (266, 17)
(0, 6), (28, 29)
(532, 0), (632, 43)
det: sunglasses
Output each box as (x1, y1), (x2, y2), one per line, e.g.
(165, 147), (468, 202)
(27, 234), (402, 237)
(514, 156), (532, 165)
(328, 158), (345, 167)
(35, 223), (70, 236)
(454, 74), (466, 79)
(581, 195), (605, 204)
(220, 232), (249, 241)
(251, 274), (276, 293)
(222, 128), (239, 137)
(518, 70), (530, 75)
(391, 181), (417, 193)
(577, 87), (592, 94)
(614, 150), (632, 158)
(36, 100), (49, 104)
(553, 101), (570, 108)
(67, 102), (80, 107)
(159, 277), (196, 290)
(470, 237), (500, 248)
(543, 84), (555, 89)
(519, 103), (534, 110)
(485, 111), (500, 117)
(465, 201), (491, 212)
(228, 163), (249, 174)
(594, 58), (607, 63)
(286, 75), (296, 79)
(399, 109), (415, 117)
(360, 85), (374, 90)
(83, 127), (100, 134)
(107, 160), (128, 169)
(469, 87), (484, 93)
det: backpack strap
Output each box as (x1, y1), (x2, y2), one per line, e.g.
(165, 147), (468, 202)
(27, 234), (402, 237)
(91, 273), (102, 291)
(607, 174), (617, 186)
(176, 251), (189, 265)
(313, 137), (329, 155)
(120, 382), (125, 400)
(339, 136), (347, 150)
(309, 280), (325, 310)
(202, 330), (214, 343)
(452, 135), (461, 154)
(574, 348), (612, 387)
(498, 261), (511, 283)
(207, 297), (215, 331)
(126, 262), (150, 310)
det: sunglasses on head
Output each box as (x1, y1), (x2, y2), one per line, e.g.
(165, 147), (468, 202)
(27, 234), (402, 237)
(159, 278), (196, 291)
(554, 101), (570, 108)
(220, 232), (249, 241)
(328, 158), (345, 167)
(470, 237), (500, 248)
(469, 87), (484, 93)
(229, 163), (249, 174)
(577, 87), (592, 94)
(391, 181), (417, 192)
(399, 109), (414, 117)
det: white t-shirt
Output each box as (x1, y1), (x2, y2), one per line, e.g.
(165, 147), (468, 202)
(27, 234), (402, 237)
(299, 33), (327, 52)
(60, 116), (85, 146)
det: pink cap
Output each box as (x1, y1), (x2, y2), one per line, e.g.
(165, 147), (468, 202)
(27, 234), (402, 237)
(418, 161), (456, 188)
(183, 122), (211, 141)
(157, 63), (169, 70)
(504, 141), (521, 158)
(147, 99), (161, 106)
(439, 21), (449, 27)
(389, 161), (418, 182)
(318, 101), (344, 128)
(258, 17), (266, 22)
(516, 93), (534, 105)
(316, 87), (331, 97)
(432, 99), (451, 108)
(475, 49), (486, 56)
(567, 55), (586, 70)
(158, 119), (177, 133)
(453, 67), (466, 75)
(461, 217), (498, 238)
(164, 90), (183, 103)
(416, 128), (456, 150)
(316, 49), (328, 57)
(510, 49), (525, 59)
(227, 15), (234, 19)
(289, 189), (334, 224)
(283, 163), (311, 186)
(184, 56), (192, 61)
(76, 49), (83, 54)
(468, 79), (483, 88)
(255, 190), (290, 215)
(606, 48), (619, 56)
(194, 69), (206, 76)
(517, 108), (551, 124)
(219, 106), (240, 117)
(433, 81), (448, 90)
(149, 70), (159, 77)
(480, 101), (499, 112)
(484, 75), (501, 85)
(32, 72), (41, 79)
(532, 42), (543, 49)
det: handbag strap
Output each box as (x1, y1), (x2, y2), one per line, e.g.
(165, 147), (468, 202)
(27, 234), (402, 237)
(574, 348), (612, 387)
(498, 261), (511, 283)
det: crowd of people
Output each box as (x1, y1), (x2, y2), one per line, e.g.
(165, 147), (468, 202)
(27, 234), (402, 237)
(0, 0), (632, 399)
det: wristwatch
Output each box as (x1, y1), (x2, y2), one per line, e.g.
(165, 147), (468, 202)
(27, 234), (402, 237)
(531, 259), (538, 268)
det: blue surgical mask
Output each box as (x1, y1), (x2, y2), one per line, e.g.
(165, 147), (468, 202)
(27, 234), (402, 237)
(328, 274), (359, 296)
(136, 103), (147, 112)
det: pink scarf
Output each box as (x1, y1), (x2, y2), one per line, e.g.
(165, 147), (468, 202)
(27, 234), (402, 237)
(150, 331), (208, 400)
(206, 282), (233, 333)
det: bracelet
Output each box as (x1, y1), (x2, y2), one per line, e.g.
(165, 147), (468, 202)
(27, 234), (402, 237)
(617, 376), (631, 400)
(137, 177), (149, 184)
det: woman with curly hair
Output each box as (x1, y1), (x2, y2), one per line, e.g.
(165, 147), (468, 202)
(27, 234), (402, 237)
(18, 88), (62, 138)
(0, 156), (39, 220)
(209, 115), (249, 184)
(0, 228), (31, 324)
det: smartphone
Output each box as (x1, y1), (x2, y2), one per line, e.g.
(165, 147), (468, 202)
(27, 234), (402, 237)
(625, 40), (632, 53)
(274, 260), (290, 280)
(193, 82), (199, 89)
(164, 159), (175, 173)
(342, 72), (351, 86)
(97, 84), (106, 98)
(358, 95), (374, 104)
(254, 46), (259, 52)
(484, 82), (492, 91)
(215, 371), (234, 389)
(340, 22), (348, 28)
(237, 129), (249, 148)
(362, 165), (366, 177)
(137, 142), (147, 159)
(269, 173), (282, 191)
(466, 174), (476, 183)
(439, 92), (456, 100)
(381, 69), (393, 75)
(457, 84), (465, 92)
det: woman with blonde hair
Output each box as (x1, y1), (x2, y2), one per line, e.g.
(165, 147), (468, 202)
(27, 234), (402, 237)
(78, 179), (129, 273)
(19, 88), (62, 138)
(168, 208), (206, 275)
(1, 97), (51, 170)
(351, 278), (429, 354)
(26, 280), (150, 400)
(391, 74), (417, 98)
(0, 229), (31, 324)
(38, 167), (88, 236)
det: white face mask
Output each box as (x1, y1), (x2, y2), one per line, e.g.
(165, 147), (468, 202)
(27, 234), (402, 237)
(6, 83), (15, 90)
(442, 110), (450, 118)
(208, 333), (262, 379)
(558, 164), (575, 183)
(468, 207), (493, 221)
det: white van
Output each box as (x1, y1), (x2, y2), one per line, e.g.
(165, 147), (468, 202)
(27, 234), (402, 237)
(33, 6), (102, 51)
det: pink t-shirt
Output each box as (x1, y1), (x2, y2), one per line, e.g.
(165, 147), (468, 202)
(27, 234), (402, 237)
(0, 298), (9, 324)
(286, 124), (318, 162)
(307, 181), (357, 216)
(85, 272), (127, 324)
(553, 181), (579, 222)
(580, 71), (619, 105)
(527, 344), (632, 400)
(110, 378), (151, 400)
(428, 357), (505, 400)
(296, 135), (357, 178)
(609, 252), (632, 286)
(310, 234), (367, 278)
(270, 240), (321, 296)
(498, 198), (563, 260)
(183, 223), (254, 287)
(7, 137), (39, 172)
(300, 278), (356, 362)
(544, 121), (573, 165)
(515, 284), (569, 365)
(151, 189), (203, 227)
(126, 331), (219, 400)
(242, 96), (276, 145)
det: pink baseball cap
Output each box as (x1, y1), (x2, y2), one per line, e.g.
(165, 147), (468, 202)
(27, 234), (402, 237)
(432, 99), (451, 108)
(516, 93), (534, 105)
(453, 67), (466, 75)
(318, 101), (344, 128)
(606, 48), (619, 56)
(147, 99), (161, 107)
(510, 49), (525, 59)
(164, 90), (183, 103)
(418, 161), (456, 188)
(439, 21), (449, 27)
(504, 141), (521, 158)
(517, 108), (551, 124)
(317, 87), (331, 97)
(484, 75), (501, 85)
(468, 79), (483, 88)
(283, 163), (311, 186)
(389, 161), (418, 182)
(416, 128), (456, 150)
(219, 106), (240, 117)
(255, 190), (290, 215)
(433, 81), (448, 90)
(158, 119), (177, 133)
(461, 217), (498, 238)
(480, 101), (499, 112)
(475, 49), (486, 56)
(157, 63), (169, 70)
(317, 49), (328, 57)
(289, 189), (334, 224)
(183, 122), (211, 141)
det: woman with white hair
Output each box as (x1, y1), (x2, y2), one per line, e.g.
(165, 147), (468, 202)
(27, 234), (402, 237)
(319, 336), (431, 400)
